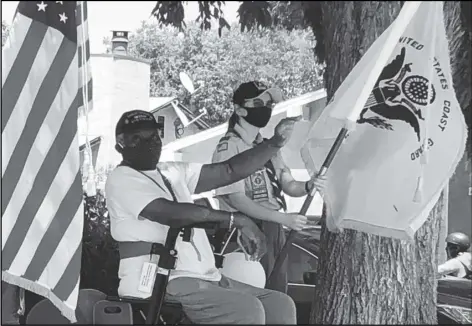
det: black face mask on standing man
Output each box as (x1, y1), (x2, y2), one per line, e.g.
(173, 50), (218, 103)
(233, 81), (282, 129)
(243, 106), (273, 129)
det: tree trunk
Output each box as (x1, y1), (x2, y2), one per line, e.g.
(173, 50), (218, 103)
(310, 1), (470, 324)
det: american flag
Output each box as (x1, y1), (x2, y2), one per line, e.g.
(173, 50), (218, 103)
(2, 1), (92, 322)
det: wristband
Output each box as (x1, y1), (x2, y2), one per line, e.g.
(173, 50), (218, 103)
(229, 212), (234, 230)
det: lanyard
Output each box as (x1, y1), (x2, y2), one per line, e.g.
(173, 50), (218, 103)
(119, 164), (202, 260)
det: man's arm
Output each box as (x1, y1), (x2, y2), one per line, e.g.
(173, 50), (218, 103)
(272, 151), (309, 197)
(222, 193), (285, 224)
(438, 258), (461, 276)
(141, 197), (255, 230)
(140, 198), (267, 258)
(279, 167), (308, 198)
(194, 116), (300, 194)
(221, 193), (307, 231)
(280, 167), (328, 198)
(195, 138), (281, 194)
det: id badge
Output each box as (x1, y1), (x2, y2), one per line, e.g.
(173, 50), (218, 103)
(138, 262), (157, 295)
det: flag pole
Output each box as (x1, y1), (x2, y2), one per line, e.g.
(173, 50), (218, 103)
(267, 127), (348, 283)
(267, 1), (423, 284)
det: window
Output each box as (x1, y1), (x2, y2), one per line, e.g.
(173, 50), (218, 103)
(157, 116), (165, 139)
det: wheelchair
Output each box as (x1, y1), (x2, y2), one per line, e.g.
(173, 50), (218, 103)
(25, 222), (236, 325)
(92, 227), (195, 325)
(25, 224), (226, 324)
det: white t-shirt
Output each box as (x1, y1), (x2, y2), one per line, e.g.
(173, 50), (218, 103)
(438, 252), (472, 278)
(105, 162), (221, 298)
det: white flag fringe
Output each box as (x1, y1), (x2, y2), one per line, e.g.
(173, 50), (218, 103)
(300, 1), (467, 240)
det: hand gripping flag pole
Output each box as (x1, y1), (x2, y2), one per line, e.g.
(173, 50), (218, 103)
(267, 1), (423, 284)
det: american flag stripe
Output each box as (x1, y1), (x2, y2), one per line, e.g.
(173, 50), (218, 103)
(53, 243), (82, 301)
(1, 38), (77, 217)
(38, 204), (83, 288)
(78, 39), (90, 68)
(1, 70), (77, 249)
(78, 78), (93, 114)
(1, 15), (32, 85)
(1, 21), (49, 131)
(77, 0), (93, 116)
(23, 173), (83, 280)
(7, 144), (81, 276)
(1, 28), (64, 177)
(2, 1), (88, 321)
(2, 92), (80, 267)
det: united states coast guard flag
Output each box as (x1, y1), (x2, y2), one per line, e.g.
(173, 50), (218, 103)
(301, 1), (467, 240)
(2, 1), (92, 322)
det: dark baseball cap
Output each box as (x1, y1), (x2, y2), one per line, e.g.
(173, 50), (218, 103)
(115, 110), (158, 136)
(233, 81), (283, 107)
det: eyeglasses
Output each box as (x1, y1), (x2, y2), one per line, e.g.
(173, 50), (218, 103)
(242, 88), (283, 109)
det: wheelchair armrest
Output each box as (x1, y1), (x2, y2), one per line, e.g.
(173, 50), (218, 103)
(107, 296), (149, 305)
(108, 296), (183, 310)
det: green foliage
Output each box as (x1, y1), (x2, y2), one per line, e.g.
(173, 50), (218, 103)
(151, 1), (325, 59)
(127, 22), (323, 127)
(237, 1), (272, 32)
(80, 191), (119, 295)
(152, 1), (230, 37)
(2, 20), (10, 47)
(269, 1), (307, 31)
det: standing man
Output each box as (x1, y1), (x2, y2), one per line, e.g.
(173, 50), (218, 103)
(212, 82), (327, 293)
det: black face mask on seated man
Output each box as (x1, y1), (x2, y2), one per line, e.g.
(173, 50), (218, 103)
(115, 110), (163, 171)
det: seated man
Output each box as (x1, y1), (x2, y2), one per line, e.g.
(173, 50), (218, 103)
(438, 232), (472, 279)
(105, 110), (302, 324)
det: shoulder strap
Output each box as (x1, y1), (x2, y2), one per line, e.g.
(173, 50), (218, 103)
(118, 164), (194, 243)
(158, 168), (178, 202)
(119, 163), (177, 201)
(460, 261), (472, 278)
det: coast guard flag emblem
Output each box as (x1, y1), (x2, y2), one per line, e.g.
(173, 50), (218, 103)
(301, 1), (467, 239)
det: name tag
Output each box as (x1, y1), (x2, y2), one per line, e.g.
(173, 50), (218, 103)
(138, 262), (157, 295)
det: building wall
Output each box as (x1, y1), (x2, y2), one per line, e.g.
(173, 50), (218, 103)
(448, 155), (472, 238)
(151, 104), (201, 147)
(79, 141), (101, 170)
(78, 54), (151, 171)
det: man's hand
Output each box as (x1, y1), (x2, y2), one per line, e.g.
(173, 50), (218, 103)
(306, 174), (328, 196)
(269, 116), (302, 148)
(233, 213), (267, 260)
(277, 212), (308, 231)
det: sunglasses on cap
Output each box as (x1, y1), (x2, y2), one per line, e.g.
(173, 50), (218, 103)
(241, 88), (284, 109)
(116, 128), (162, 150)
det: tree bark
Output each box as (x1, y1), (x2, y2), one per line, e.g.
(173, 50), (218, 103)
(310, 1), (470, 324)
